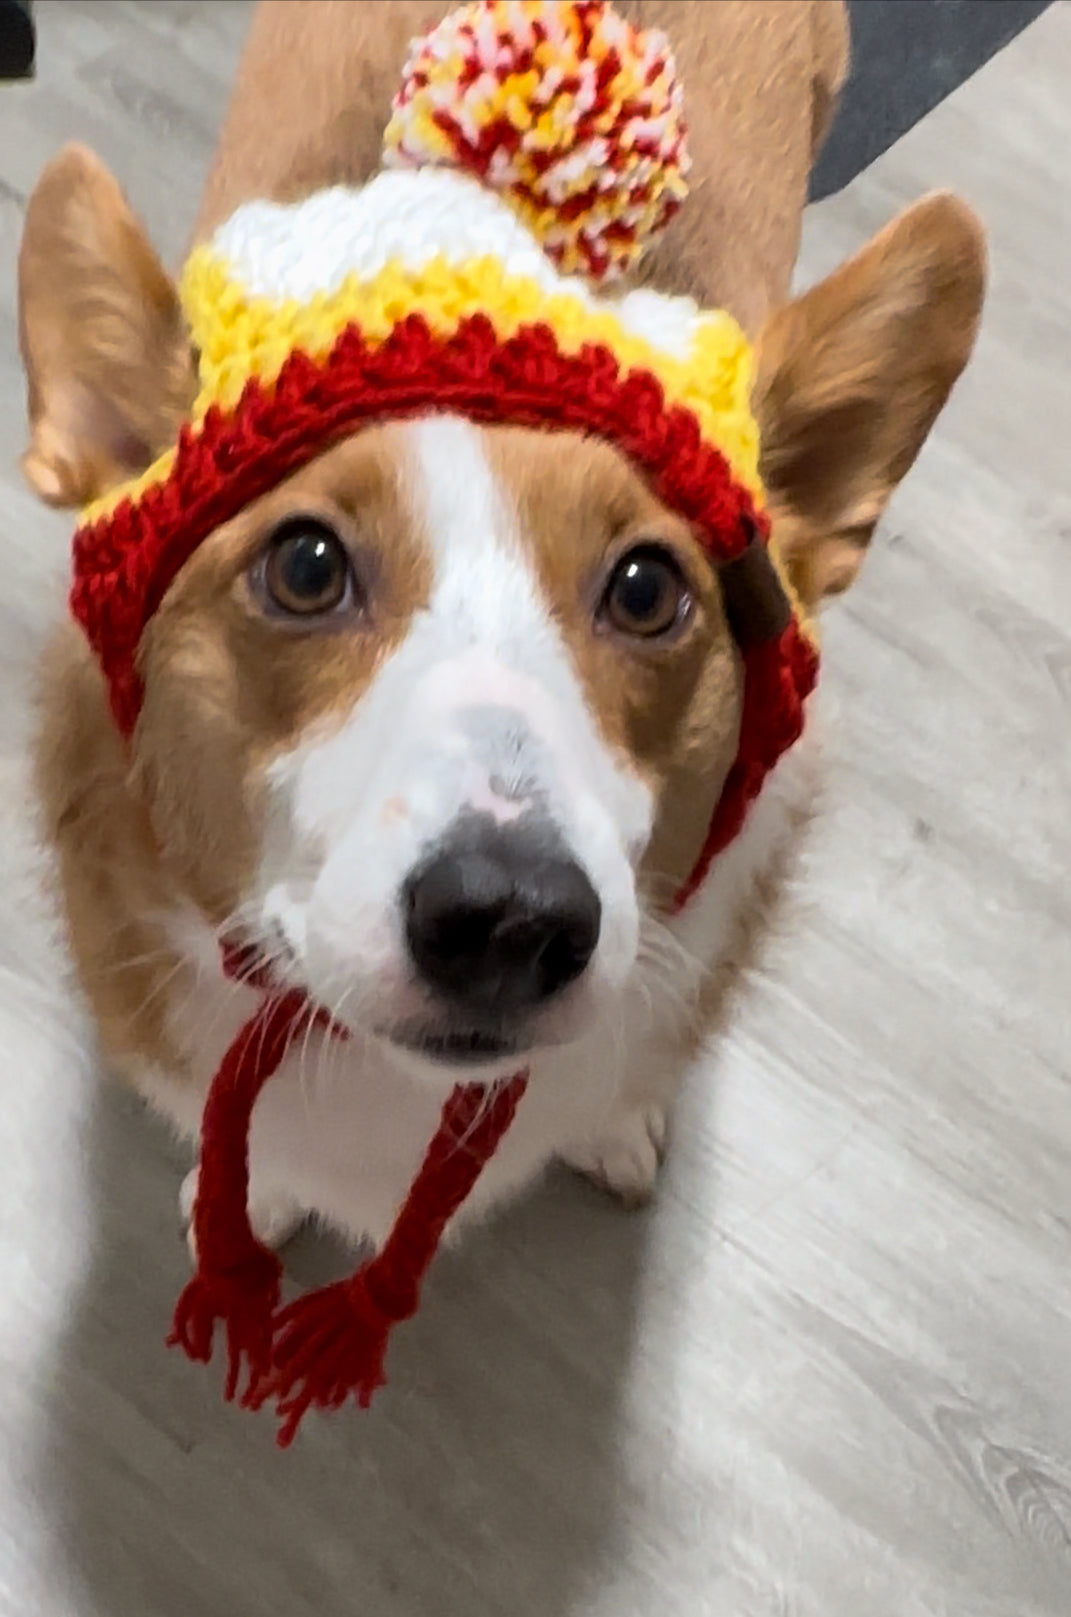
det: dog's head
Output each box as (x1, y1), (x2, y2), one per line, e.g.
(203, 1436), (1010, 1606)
(18, 146), (984, 1083)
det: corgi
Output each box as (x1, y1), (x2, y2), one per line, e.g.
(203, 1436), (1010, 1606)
(17, 0), (985, 1263)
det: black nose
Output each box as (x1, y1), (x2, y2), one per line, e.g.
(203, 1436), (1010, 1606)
(404, 821), (601, 1018)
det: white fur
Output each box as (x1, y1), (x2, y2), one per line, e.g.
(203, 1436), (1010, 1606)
(133, 413), (820, 1246)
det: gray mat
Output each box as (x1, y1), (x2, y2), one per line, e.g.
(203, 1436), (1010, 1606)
(812, 0), (1052, 199)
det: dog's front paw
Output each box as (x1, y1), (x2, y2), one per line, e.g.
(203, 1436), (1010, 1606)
(179, 1167), (305, 1258)
(564, 1103), (668, 1209)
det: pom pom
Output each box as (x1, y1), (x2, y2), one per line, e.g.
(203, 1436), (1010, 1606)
(383, 0), (690, 281)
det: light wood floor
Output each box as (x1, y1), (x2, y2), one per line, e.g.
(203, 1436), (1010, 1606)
(0, 4), (1068, 1615)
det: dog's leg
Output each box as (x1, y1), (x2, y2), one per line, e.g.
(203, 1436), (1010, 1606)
(563, 1049), (686, 1208)
(179, 1166), (305, 1257)
(565, 1100), (670, 1209)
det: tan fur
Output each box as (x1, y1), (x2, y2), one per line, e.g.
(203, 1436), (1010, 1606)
(18, 0), (987, 1092)
(37, 427), (434, 1073)
(18, 144), (195, 507)
(132, 426), (435, 921)
(34, 627), (191, 1081)
(757, 192), (988, 600)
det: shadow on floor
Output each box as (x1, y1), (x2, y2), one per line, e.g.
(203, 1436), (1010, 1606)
(31, 1080), (654, 1617)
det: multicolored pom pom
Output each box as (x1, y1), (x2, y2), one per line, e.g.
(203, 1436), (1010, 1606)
(383, 0), (691, 281)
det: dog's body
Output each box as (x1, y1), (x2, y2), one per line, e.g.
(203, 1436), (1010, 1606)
(19, 2), (985, 1253)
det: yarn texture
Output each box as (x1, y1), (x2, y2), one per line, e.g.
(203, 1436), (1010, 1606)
(383, 0), (690, 280)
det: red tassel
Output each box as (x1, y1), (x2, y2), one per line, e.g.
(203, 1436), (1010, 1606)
(167, 945), (528, 1445)
(250, 1276), (392, 1448)
(169, 1245), (282, 1404)
(168, 986), (312, 1402)
(260, 1073), (528, 1447)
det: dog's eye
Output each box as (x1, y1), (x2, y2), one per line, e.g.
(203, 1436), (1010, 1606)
(261, 519), (354, 617)
(600, 545), (690, 639)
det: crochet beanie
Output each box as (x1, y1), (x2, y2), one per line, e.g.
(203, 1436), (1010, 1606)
(67, 1), (819, 1444)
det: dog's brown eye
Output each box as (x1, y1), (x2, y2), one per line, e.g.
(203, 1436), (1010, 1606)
(601, 545), (689, 638)
(262, 520), (353, 617)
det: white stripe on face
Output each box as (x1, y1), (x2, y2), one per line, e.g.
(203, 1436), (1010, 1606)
(256, 416), (653, 1048)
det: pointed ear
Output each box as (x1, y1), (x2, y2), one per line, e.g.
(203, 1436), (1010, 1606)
(17, 143), (195, 508)
(754, 192), (986, 606)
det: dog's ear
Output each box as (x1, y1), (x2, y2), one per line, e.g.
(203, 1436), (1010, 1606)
(754, 192), (986, 606)
(17, 143), (195, 508)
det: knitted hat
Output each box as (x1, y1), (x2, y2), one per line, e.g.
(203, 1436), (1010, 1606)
(68, 2), (818, 1444)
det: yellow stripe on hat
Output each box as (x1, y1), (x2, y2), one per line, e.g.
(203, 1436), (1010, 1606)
(185, 247), (761, 483)
(83, 247), (762, 536)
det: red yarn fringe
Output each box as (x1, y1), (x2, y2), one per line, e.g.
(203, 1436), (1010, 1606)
(169, 1246), (281, 1406)
(167, 986), (310, 1403)
(168, 964), (529, 1446)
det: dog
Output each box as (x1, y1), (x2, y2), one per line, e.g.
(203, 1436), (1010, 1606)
(17, 0), (985, 1260)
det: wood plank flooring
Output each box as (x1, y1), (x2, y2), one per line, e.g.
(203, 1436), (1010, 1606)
(0, 5), (1068, 1614)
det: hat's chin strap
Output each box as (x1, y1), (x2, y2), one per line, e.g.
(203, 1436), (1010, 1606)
(169, 946), (527, 1447)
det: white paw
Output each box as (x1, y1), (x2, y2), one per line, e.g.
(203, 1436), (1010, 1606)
(565, 1103), (669, 1209)
(180, 1167), (305, 1259)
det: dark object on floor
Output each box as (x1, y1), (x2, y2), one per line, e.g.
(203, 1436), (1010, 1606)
(0, 0), (33, 81)
(812, 0), (1051, 199)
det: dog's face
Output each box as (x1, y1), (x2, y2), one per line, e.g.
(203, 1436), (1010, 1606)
(18, 148), (985, 1080)
(132, 415), (742, 1076)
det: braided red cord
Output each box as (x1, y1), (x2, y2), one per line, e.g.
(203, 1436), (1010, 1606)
(168, 949), (529, 1443)
(259, 1074), (528, 1447)
(167, 989), (302, 1401)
